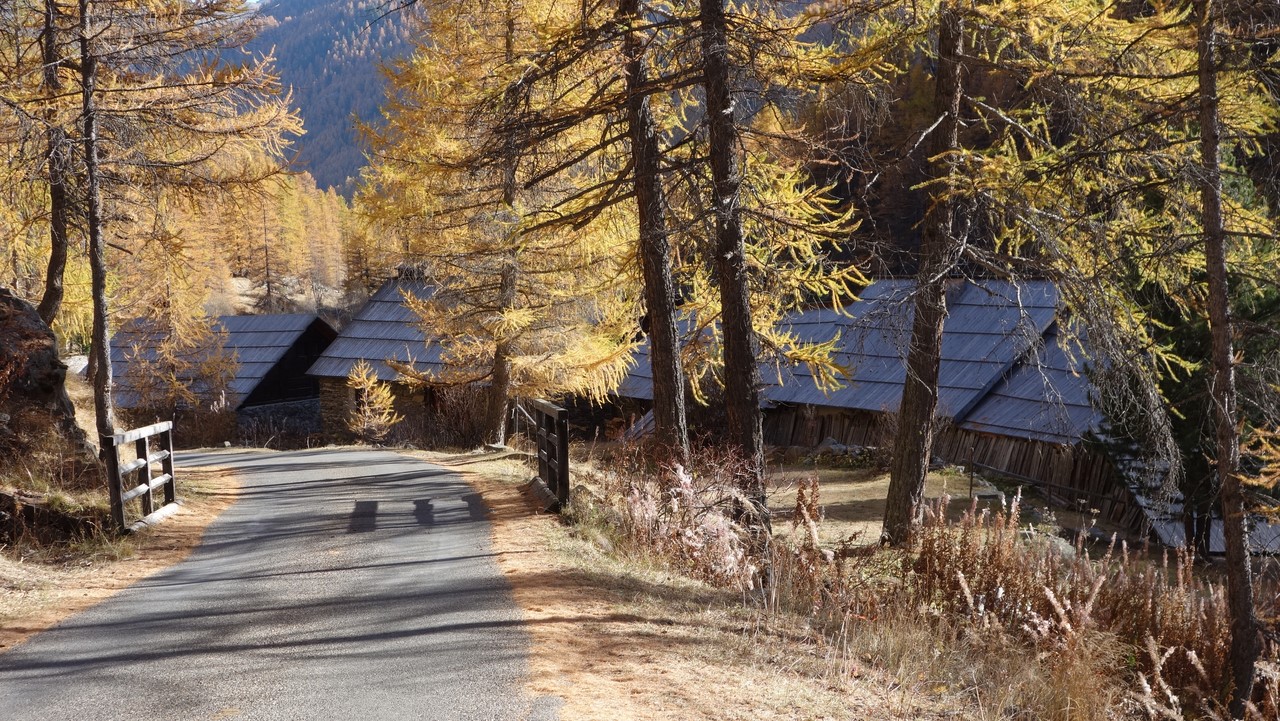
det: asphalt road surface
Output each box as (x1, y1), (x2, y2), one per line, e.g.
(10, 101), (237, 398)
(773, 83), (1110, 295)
(0, 448), (559, 721)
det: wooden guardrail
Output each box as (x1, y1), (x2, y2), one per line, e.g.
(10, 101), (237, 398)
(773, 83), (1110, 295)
(529, 399), (570, 509)
(102, 421), (178, 533)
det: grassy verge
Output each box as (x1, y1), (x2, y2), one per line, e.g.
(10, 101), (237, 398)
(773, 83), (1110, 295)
(414, 448), (955, 720)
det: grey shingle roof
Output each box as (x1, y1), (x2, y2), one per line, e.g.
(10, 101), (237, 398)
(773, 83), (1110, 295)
(614, 279), (1103, 446)
(958, 323), (1102, 444)
(306, 278), (445, 382)
(765, 279), (1059, 418)
(111, 313), (322, 408)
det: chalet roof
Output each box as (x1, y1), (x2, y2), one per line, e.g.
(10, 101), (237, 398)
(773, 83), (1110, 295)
(614, 278), (1101, 446)
(111, 313), (332, 409)
(766, 279), (1059, 419)
(306, 277), (445, 382)
(957, 324), (1102, 444)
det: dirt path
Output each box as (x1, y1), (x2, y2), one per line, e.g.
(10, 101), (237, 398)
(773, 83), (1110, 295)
(422, 450), (956, 721)
(0, 465), (239, 653)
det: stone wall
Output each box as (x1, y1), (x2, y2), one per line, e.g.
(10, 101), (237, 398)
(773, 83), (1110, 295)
(318, 376), (427, 445)
(318, 377), (354, 443)
(237, 399), (324, 441)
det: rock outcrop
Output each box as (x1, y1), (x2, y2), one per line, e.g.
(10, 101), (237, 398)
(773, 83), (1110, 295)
(0, 287), (90, 457)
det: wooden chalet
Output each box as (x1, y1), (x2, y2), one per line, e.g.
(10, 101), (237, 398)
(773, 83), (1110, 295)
(615, 279), (1168, 536)
(305, 275), (445, 442)
(111, 314), (338, 438)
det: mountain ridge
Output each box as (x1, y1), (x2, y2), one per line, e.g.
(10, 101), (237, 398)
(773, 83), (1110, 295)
(248, 0), (416, 194)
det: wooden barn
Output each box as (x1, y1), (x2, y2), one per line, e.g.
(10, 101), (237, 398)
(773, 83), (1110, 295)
(111, 313), (338, 439)
(611, 279), (1161, 535)
(305, 275), (447, 443)
(759, 279), (1158, 530)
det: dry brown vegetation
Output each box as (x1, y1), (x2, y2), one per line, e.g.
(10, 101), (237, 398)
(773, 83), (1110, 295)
(435, 442), (1280, 721)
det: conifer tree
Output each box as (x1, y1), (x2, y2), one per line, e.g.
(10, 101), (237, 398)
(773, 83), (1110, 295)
(359, 0), (640, 445)
(890, 0), (1277, 704)
(68, 0), (298, 442)
(882, 1), (965, 546)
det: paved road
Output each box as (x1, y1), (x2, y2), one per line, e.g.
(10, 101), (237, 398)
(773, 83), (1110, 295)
(0, 448), (558, 721)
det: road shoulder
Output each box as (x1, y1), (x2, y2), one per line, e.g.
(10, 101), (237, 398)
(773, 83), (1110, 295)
(0, 465), (239, 653)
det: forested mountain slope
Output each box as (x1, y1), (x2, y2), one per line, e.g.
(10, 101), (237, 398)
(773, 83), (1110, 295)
(249, 0), (416, 193)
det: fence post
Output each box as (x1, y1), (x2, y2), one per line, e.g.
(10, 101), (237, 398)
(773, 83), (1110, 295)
(103, 435), (125, 533)
(537, 411), (549, 487)
(136, 435), (154, 517)
(161, 425), (176, 505)
(555, 406), (570, 507)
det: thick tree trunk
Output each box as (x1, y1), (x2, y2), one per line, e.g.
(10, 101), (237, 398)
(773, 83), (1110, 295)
(484, 261), (517, 446)
(36, 0), (71, 326)
(79, 0), (115, 446)
(881, 4), (963, 547)
(1196, 1), (1258, 713)
(621, 0), (688, 463)
(700, 0), (766, 531)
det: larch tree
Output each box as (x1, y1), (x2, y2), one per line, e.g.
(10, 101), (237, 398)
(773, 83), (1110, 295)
(1194, 0), (1264, 710)
(699, 0), (768, 525)
(359, 0), (640, 446)
(621, 0), (690, 461)
(70, 0), (298, 444)
(421, 0), (862, 473)
(34, 0), (73, 326)
(907, 0), (1277, 707)
(880, 0), (965, 546)
(0, 0), (81, 330)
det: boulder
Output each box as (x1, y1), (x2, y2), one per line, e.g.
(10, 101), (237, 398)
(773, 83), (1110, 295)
(0, 288), (91, 457)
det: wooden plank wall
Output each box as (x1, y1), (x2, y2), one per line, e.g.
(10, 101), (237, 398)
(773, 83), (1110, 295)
(936, 428), (1143, 529)
(764, 406), (883, 448)
(764, 405), (1146, 532)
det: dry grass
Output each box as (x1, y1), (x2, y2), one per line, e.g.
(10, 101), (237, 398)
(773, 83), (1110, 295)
(769, 464), (995, 546)
(558, 443), (1280, 720)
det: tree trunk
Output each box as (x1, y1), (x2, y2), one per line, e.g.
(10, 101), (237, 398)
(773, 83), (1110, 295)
(36, 0), (71, 326)
(621, 0), (688, 463)
(882, 3), (963, 547)
(484, 261), (517, 446)
(1196, 1), (1258, 712)
(79, 0), (115, 447)
(484, 8), (520, 447)
(700, 0), (766, 531)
